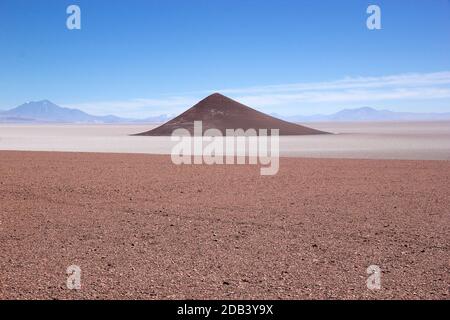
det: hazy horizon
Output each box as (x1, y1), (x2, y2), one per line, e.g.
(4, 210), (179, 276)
(2, 98), (450, 122)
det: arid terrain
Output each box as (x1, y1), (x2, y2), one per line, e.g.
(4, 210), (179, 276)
(0, 151), (449, 299)
(1, 121), (450, 159)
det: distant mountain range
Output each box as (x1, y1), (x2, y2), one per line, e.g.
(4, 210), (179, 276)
(0, 100), (171, 124)
(1, 100), (449, 124)
(275, 107), (450, 122)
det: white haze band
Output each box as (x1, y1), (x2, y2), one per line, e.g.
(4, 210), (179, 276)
(171, 121), (280, 176)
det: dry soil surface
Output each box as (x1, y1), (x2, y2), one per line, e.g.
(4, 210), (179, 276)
(0, 151), (449, 299)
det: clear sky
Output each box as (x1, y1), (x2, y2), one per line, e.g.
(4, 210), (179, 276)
(1, 0), (450, 117)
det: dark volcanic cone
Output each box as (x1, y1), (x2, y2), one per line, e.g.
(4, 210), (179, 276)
(134, 93), (328, 136)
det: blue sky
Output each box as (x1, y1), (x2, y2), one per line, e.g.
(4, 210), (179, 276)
(0, 0), (449, 117)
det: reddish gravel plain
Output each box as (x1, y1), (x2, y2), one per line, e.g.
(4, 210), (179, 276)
(0, 151), (449, 300)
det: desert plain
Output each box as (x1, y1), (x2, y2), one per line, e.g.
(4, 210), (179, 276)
(0, 121), (449, 299)
(1, 121), (450, 159)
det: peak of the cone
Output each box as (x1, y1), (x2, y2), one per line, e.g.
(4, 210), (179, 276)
(205, 92), (228, 99)
(195, 93), (240, 109)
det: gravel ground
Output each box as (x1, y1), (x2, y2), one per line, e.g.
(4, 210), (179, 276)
(0, 151), (449, 299)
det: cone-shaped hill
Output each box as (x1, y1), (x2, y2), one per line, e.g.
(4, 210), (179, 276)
(134, 93), (329, 136)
